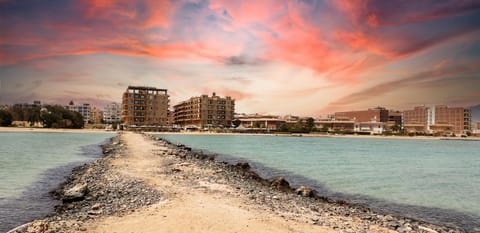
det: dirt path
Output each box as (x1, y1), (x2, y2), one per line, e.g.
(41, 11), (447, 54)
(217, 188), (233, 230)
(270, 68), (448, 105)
(83, 132), (335, 233)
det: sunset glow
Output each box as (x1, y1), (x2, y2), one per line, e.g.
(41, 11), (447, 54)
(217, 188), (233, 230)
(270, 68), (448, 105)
(1, 0), (479, 115)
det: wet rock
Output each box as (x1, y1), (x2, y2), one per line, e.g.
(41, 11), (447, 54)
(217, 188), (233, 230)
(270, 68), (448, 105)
(270, 176), (290, 190)
(235, 162), (251, 170)
(295, 186), (316, 197)
(63, 183), (88, 202)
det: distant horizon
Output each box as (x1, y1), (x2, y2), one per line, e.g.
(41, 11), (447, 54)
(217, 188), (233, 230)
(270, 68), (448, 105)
(1, 1), (479, 115)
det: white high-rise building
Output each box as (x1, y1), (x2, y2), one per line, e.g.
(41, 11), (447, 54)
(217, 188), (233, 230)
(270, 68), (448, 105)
(103, 102), (121, 123)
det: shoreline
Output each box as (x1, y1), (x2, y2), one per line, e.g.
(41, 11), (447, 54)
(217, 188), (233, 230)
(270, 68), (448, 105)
(8, 132), (471, 233)
(0, 127), (112, 134)
(2, 126), (479, 141)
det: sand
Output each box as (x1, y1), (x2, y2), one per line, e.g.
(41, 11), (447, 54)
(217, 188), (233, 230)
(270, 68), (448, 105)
(81, 132), (337, 233)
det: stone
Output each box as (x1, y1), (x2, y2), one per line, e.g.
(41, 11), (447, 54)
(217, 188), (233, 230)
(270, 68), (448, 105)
(418, 226), (439, 233)
(63, 183), (88, 202)
(236, 162), (250, 170)
(295, 186), (316, 197)
(270, 177), (290, 190)
(26, 220), (49, 233)
(91, 203), (102, 210)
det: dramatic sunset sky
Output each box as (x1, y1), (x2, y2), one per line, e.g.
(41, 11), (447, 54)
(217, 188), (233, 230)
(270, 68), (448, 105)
(1, 0), (479, 116)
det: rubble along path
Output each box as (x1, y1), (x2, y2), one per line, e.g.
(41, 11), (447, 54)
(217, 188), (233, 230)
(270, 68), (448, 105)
(9, 132), (466, 233)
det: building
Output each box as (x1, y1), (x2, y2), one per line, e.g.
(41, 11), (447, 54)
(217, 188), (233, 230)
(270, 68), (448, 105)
(314, 119), (355, 132)
(334, 107), (389, 123)
(402, 106), (429, 133)
(235, 114), (285, 131)
(65, 101), (91, 124)
(13, 100), (42, 109)
(90, 107), (104, 124)
(403, 105), (471, 135)
(432, 105), (467, 135)
(103, 102), (121, 124)
(388, 110), (403, 128)
(174, 92), (234, 129)
(354, 122), (386, 134)
(121, 86), (169, 127)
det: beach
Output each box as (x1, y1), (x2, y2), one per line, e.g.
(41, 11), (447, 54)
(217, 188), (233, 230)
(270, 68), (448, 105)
(8, 131), (468, 233)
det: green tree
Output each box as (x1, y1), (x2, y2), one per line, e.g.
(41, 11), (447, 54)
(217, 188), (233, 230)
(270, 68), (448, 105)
(40, 105), (84, 129)
(306, 117), (315, 132)
(0, 109), (13, 126)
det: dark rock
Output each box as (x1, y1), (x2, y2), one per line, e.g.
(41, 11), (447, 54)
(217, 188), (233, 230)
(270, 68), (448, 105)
(270, 176), (290, 191)
(236, 162), (251, 170)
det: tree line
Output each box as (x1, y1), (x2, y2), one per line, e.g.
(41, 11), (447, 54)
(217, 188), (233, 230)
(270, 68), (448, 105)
(0, 105), (84, 128)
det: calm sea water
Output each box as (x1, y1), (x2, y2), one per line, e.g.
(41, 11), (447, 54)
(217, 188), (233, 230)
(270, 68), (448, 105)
(159, 134), (480, 231)
(0, 132), (113, 232)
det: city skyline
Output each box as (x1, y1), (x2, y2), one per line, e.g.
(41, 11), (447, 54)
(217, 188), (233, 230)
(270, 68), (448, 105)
(1, 0), (480, 115)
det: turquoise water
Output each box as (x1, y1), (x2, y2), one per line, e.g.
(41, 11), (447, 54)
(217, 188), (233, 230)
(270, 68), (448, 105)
(0, 132), (113, 232)
(159, 134), (480, 230)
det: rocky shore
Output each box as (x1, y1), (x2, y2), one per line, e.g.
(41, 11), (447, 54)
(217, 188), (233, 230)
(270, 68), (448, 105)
(8, 134), (162, 233)
(8, 132), (471, 233)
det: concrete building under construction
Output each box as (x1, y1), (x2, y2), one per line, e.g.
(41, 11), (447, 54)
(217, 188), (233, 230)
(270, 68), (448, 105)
(121, 86), (169, 127)
(174, 93), (234, 129)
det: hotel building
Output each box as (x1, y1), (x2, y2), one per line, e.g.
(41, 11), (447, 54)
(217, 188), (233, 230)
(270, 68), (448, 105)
(174, 93), (234, 129)
(103, 102), (121, 123)
(121, 86), (169, 127)
(403, 105), (471, 135)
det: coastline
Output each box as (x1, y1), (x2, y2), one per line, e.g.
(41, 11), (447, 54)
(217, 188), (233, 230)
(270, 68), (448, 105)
(8, 132), (471, 233)
(0, 127), (111, 134)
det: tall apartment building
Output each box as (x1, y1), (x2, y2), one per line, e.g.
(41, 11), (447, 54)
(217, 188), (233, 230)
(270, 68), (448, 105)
(65, 101), (91, 123)
(174, 92), (234, 129)
(103, 102), (121, 123)
(334, 107), (389, 122)
(121, 86), (169, 127)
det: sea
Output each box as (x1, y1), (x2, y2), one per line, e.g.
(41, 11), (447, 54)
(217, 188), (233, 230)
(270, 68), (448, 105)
(158, 134), (480, 232)
(0, 132), (113, 232)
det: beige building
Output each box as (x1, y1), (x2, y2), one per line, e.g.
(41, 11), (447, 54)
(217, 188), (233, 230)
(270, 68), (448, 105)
(403, 105), (471, 135)
(90, 107), (104, 124)
(174, 93), (234, 129)
(121, 86), (169, 127)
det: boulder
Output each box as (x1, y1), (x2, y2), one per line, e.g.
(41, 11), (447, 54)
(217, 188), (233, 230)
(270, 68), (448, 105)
(295, 186), (316, 197)
(63, 183), (88, 202)
(270, 176), (290, 190)
(235, 162), (250, 170)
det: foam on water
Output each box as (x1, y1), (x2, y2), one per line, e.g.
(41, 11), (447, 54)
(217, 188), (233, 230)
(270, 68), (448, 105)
(158, 134), (480, 231)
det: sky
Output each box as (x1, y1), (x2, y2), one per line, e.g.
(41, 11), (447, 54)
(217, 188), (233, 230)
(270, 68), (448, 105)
(1, 0), (479, 116)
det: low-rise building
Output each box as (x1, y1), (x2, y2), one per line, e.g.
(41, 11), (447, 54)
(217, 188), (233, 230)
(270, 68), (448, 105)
(174, 92), (234, 129)
(402, 106), (429, 133)
(235, 114), (285, 131)
(354, 122), (386, 134)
